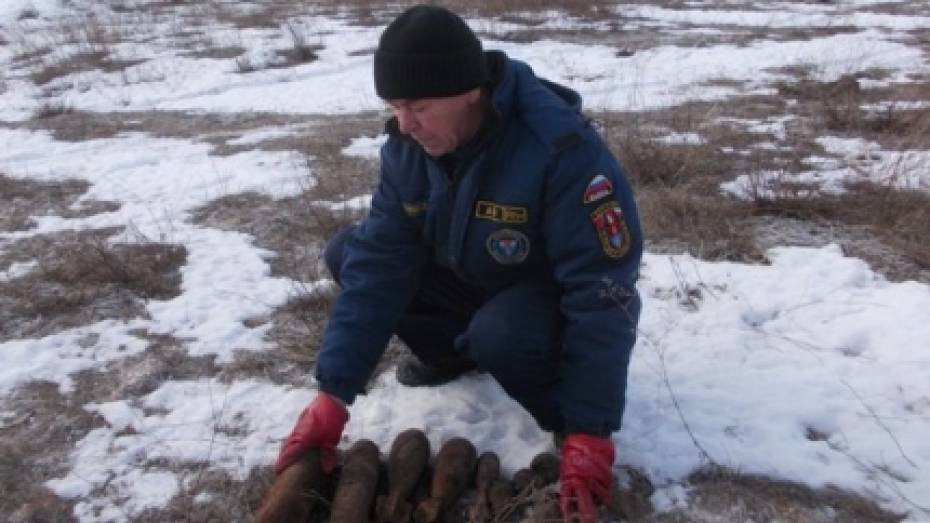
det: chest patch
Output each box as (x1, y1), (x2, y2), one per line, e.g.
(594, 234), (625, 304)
(486, 228), (530, 265)
(591, 201), (632, 259)
(476, 201), (528, 224)
(583, 174), (614, 204)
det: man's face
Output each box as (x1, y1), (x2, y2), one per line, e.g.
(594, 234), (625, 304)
(387, 88), (482, 157)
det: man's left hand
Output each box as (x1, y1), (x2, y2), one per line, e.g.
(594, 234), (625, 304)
(560, 433), (615, 523)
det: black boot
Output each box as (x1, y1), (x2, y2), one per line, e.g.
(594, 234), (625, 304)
(396, 354), (477, 387)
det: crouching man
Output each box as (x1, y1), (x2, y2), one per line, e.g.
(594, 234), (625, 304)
(275, 5), (642, 522)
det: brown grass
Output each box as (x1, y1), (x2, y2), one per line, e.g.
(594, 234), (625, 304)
(0, 381), (101, 522)
(595, 107), (774, 262)
(132, 467), (276, 523)
(646, 467), (905, 523)
(0, 229), (186, 341)
(31, 51), (145, 86)
(73, 332), (218, 401)
(752, 182), (930, 269)
(32, 100), (75, 119)
(182, 45), (246, 60)
(0, 174), (120, 232)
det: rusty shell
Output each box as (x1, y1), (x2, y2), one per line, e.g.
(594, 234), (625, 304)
(254, 450), (327, 523)
(377, 429), (430, 523)
(330, 439), (381, 523)
(414, 437), (477, 523)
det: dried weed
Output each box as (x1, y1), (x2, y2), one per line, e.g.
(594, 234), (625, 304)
(0, 381), (102, 522)
(0, 229), (186, 341)
(132, 467), (274, 523)
(0, 174), (119, 232)
(646, 467), (905, 523)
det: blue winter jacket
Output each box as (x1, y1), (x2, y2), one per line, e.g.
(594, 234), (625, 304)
(316, 52), (642, 435)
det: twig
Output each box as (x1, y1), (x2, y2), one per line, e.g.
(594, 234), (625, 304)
(841, 379), (918, 469)
(656, 344), (717, 467)
(828, 439), (930, 516)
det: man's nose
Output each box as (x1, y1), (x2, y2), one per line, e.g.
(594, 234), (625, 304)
(396, 108), (419, 134)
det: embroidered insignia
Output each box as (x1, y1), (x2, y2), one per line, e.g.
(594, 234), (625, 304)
(402, 201), (428, 217)
(590, 201), (631, 259)
(583, 174), (613, 204)
(475, 201), (528, 224)
(486, 228), (530, 265)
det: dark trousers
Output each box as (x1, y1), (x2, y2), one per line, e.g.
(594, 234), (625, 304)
(324, 227), (565, 432)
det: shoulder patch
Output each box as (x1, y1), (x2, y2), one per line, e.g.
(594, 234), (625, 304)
(590, 201), (632, 259)
(583, 174), (614, 204)
(551, 132), (582, 152)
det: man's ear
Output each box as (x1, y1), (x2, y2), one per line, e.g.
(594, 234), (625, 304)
(465, 87), (482, 105)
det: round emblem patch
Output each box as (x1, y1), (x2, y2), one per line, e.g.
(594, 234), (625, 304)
(486, 228), (530, 265)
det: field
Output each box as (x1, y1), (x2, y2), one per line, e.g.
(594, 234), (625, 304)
(1, 1), (930, 522)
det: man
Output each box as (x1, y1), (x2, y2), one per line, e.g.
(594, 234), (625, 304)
(275, 5), (642, 522)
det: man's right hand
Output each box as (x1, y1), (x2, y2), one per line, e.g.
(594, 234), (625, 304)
(274, 392), (349, 475)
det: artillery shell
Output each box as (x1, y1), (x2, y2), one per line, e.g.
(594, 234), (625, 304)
(330, 439), (381, 523)
(475, 451), (501, 490)
(529, 452), (560, 487)
(512, 468), (533, 493)
(468, 451), (501, 523)
(254, 450), (327, 523)
(414, 437), (477, 523)
(377, 429), (430, 523)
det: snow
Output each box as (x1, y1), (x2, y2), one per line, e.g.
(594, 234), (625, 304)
(657, 132), (705, 145)
(342, 133), (388, 159)
(722, 136), (930, 198)
(625, 246), (930, 507)
(623, 4), (930, 31)
(2, 1), (930, 521)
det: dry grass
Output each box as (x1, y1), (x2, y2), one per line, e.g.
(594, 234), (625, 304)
(0, 174), (120, 232)
(18, 109), (307, 144)
(181, 44), (246, 60)
(72, 332), (219, 402)
(131, 467), (275, 523)
(0, 381), (101, 522)
(0, 228), (186, 341)
(0, 332), (218, 522)
(595, 107), (772, 262)
(591, 70), (930, 277)
(647, 467), (905, 523)
(32, 100), (75, 119)
(751, 182), (930, 271)
(15, 12), (143, 88)
(30, 51), (145, 86)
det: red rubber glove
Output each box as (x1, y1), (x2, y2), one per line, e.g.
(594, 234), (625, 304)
(274, 392), (349, 475)
(560, 433), (615, 523)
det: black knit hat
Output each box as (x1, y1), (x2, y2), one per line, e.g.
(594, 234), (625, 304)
(374, 5), (487, 100)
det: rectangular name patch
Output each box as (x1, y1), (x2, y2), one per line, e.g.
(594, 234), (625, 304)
(475, 201), (529, 224)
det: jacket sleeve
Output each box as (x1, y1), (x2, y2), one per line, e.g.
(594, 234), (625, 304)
(542, 130), (643, 436)
(314, 143), (426, 404)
